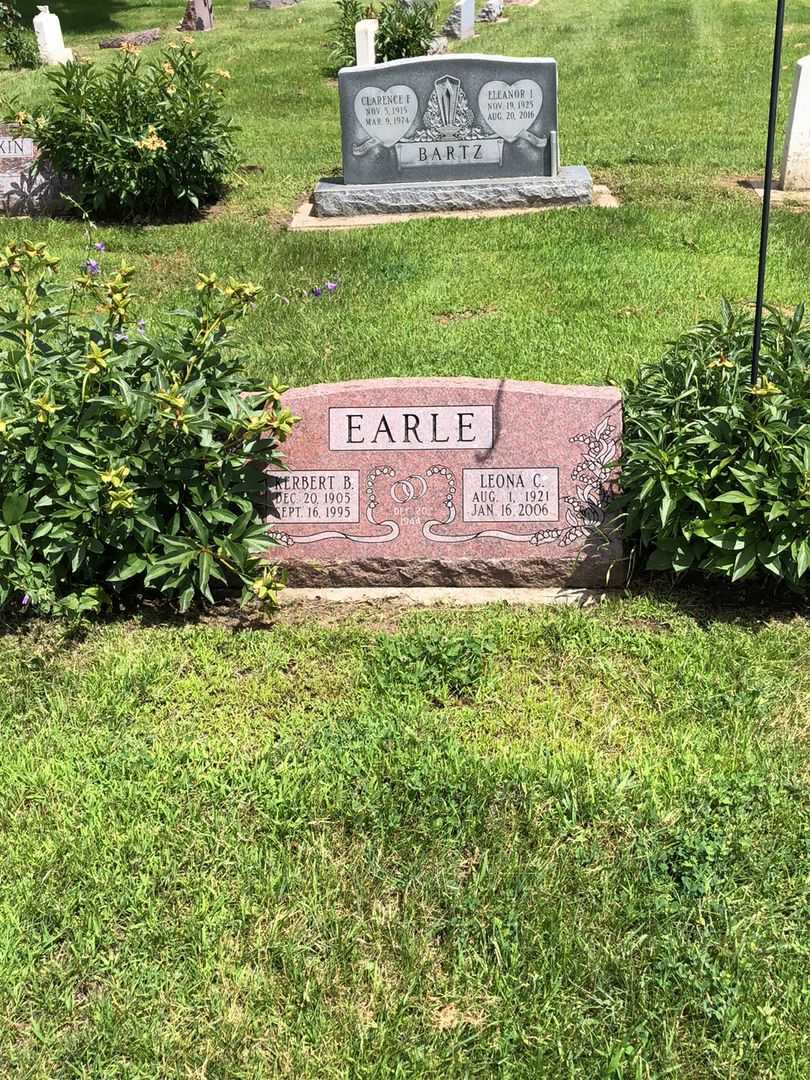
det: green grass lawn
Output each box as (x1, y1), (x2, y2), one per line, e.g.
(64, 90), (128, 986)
(1, 3), (809, 1077)
(3, 0), (810, 386)
(1, 598), (809, 1078)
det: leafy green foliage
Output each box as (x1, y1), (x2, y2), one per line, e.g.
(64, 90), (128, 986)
(326, 0), (436, 75)
(0, 241), (297, 615)
(376, 0), (437, 63)
(13, 41), (236, 220)
(327, 0), (366, 75)
(621, 303), (810, 589)
(0, 1), (39, 69)
(367, 625), (493, 703)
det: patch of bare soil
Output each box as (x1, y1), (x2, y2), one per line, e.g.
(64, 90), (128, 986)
(433, 305), (497, 326)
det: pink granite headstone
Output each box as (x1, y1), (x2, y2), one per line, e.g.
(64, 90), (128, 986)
(0, 125), (63, 215)
(264, 378), (623, 588)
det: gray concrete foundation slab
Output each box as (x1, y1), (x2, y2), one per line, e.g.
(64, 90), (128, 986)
(312, 165), (592, 217)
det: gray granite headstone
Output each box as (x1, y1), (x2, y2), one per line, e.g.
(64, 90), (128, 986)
(443, 0), (474, 39)
(249, 0), (298, 7)
(177, 0), (213, 30)
(314, 54), (591, 216)
(477, 0), (503, 22)
(338, 54), (558, 185)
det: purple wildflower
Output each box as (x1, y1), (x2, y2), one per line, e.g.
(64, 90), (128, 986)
(20, 594), (30, 609)
(94, 241), (106, 252)
(311, 286), (322, 298)
(325, 280), (338, 293)
(114, 331), (129, 343)
(137, 318), (146, 334)
(84, 258), (100, 277)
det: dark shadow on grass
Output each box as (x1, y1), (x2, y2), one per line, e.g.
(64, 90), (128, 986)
(0, 575), (807, 642)
(17, 0), (140, 34)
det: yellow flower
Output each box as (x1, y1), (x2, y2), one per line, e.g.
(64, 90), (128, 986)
(708, 356), (734, 370)
(34, 115), (46, 129)
(195, 272), (217, 291)
(167, 41), (180, 50)
(99, 465), (130, 488)
(165, 83), (177, 96)
(182, 35), (194, 45)
(119, 41), (141, 55)
(215, 68), (231, 79)
(155, 387), (187, 411)
(135, 125), (167, 152)
(750, 378), (780, 397)
(162, 62), (175, 76)
(108, 487), (135, 512)
(0, 418), (7, 435)
(33, 395), (61, 424)
(14, 110), (28, 125)
(85, 341), (111, 374)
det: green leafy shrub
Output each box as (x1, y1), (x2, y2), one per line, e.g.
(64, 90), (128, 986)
(326, 0), (435, 75)
(0, 2), (40, 70)
(621, 302), (810, 589)
(14, 41), (236, 220)
(327, 0), (366, 74)
(376, 0), (436, 63)
(0, 241), (297, 615)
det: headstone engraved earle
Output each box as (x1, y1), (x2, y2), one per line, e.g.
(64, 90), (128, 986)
(781, 56), (810, 191)
(264, 378), (622, 587)
(0, 125), (62, 215)
(313, 54), (591, 216)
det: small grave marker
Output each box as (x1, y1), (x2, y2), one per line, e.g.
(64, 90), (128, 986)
(177, 0), (214, 31)
(443, 0), (474, 40)
(264, 378), (623, 588)
(781, 56), (810, 191)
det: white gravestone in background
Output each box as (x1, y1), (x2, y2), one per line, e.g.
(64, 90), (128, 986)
(781, 56), (810, 191)
(355, 19), (378, 67)
(443, 0), (474, 40)
(33, 6), (72, 65)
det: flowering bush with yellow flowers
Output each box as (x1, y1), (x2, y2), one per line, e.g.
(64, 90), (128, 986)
(620, 302), (810, 589)
(12, 40), (236, 219)
(0, 241), (297, 615)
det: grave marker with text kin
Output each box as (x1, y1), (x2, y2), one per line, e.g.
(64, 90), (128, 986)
(264, 378), (623, 588)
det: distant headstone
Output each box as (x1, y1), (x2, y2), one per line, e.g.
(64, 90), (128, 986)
(313, 54), (591, 215)
(781, 56), (810, 191)
(427, 35), (448, 55)
(33, 6), (72, 64)
(99, 28), (161, 49)
(355, 19), (378, 67)
(0, 125), (62, 215)
(177, 0), (214, 31)
(249, 0), (298, 8)
(443, 0), (474, 39)
(477, 0), (503, 21)
(264, 378), (623, 587)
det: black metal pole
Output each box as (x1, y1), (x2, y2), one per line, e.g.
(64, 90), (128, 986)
(752, 0), (787, 385)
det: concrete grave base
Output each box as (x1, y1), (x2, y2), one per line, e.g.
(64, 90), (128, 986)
(291, 181), (616, 231)
(312, 166), (593, 217)
(278, 586), (611, 608)
(739, 177), (810, 209)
